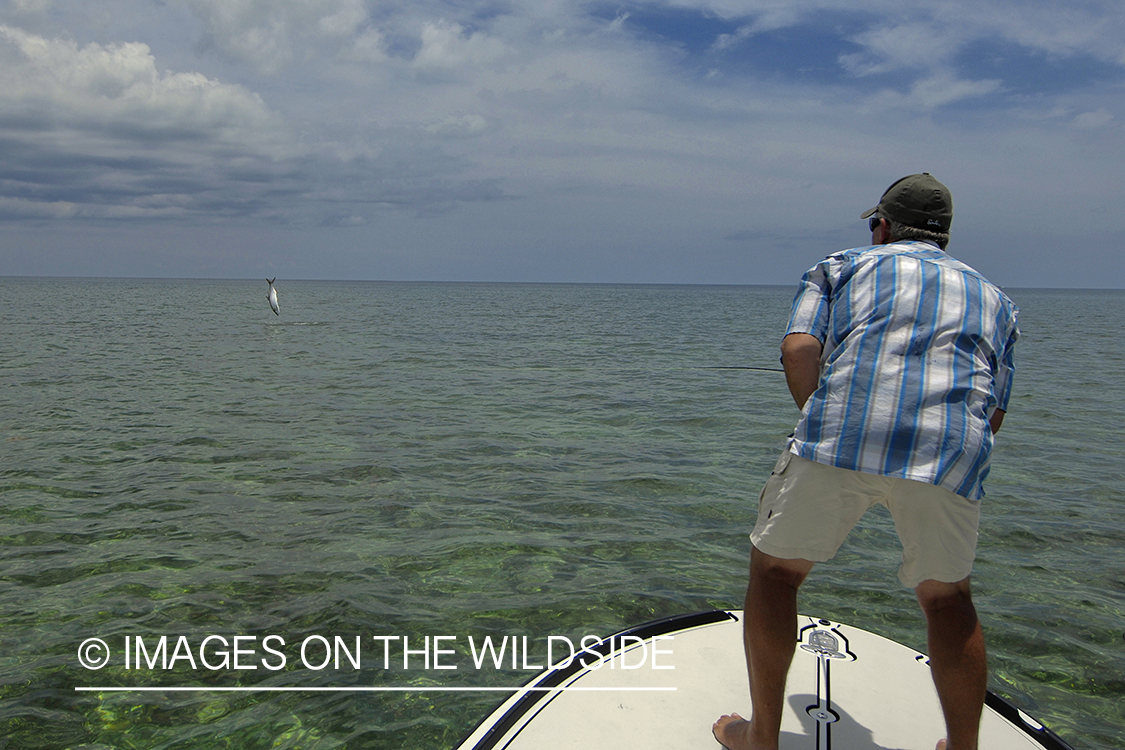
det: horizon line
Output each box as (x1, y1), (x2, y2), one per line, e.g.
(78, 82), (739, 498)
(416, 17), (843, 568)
(0, 275), (1117, 291)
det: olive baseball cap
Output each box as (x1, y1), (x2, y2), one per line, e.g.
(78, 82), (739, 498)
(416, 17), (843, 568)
(860, 173), (953, 233)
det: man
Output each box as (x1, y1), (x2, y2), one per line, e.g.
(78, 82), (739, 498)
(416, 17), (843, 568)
(713, 174), (1019, 750)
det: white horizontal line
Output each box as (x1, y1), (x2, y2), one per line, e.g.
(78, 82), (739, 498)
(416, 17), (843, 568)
(75, 686), (677, 693)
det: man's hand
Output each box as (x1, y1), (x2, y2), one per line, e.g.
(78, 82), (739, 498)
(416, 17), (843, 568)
(780, 333), (824, 410)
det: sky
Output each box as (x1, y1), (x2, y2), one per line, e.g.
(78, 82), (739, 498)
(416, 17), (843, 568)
(0, 0), (1122, 286)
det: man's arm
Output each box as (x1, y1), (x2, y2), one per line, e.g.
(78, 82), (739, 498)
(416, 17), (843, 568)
(780, 333), (823, 410)
(989, 409), (1005, 434)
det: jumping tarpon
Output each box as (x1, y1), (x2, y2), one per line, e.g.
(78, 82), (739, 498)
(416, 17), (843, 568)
(266, 278), (280, 316)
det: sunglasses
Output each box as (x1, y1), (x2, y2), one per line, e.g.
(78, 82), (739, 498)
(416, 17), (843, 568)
(869, 216), (882, 232)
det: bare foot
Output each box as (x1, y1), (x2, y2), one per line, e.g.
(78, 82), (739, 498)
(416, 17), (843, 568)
(712, 713), (757, 750)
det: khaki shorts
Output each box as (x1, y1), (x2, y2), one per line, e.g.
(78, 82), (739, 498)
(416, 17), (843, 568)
(750, 451), (980, 588)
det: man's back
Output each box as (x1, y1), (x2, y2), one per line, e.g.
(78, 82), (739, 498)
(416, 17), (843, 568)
(786, 240), (1019, 499)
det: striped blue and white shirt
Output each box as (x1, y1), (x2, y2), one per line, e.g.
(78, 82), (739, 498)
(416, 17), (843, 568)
(785, 241), (1019, 500)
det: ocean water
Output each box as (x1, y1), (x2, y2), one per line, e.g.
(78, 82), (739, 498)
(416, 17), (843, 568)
(0, 278), (1121, 750)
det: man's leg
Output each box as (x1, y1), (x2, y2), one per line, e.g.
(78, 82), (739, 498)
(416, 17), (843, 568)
(713, 546), (814, 750)
(915, 577), (986, 750)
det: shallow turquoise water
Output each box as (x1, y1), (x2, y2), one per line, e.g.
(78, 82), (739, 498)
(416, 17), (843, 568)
(0, 279), (1121, 749)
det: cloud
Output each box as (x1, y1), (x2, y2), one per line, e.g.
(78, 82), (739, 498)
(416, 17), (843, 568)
(682, 1), (1125, 83)
(343, 28), (388, 63)
(0, 23), (505, 225)
(709, 5), (803, 51)
(860, 72), (1004, 110)
(1073, 108), (1113, 129)
(840, 22), (956, 77)
(184, 0), (370, 73)
(912, 74), (1003, 108)
(712, 24), (753, 52)
(412, 19), (510, 75)
(7, 0), (51, 13)
(0, 24), (297, 220)
(424, 114), (493, 138)
(0, 25), (284, 136)
(946, 0), (1125, 65)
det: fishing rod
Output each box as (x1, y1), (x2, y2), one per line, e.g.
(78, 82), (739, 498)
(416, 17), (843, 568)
(697, 366), (785, 373)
